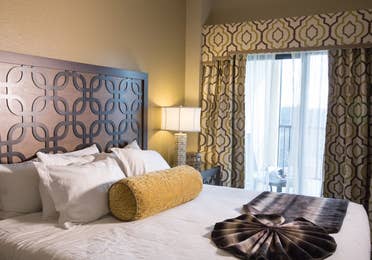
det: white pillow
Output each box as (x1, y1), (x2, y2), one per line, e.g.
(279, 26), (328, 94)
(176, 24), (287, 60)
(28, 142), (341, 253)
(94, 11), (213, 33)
(38, 178), (57, 218)
(111, 148), (170, 177)
(36, 144), (99, 166)
(93, 140), (140, 177)
(58, 144), (99, 156)
(36, 157), (124, 229)
(35, 145), (98, 218)
(124, 140), (141, 150)
(37, 153), (97, 166)
(36, 155), (96, 218)
(0, 160), (41, 216)
(92, 153), (128, 176)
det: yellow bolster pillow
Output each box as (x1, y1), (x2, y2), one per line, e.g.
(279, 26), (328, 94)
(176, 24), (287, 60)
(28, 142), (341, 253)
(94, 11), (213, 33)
(109, 165), (203, 221)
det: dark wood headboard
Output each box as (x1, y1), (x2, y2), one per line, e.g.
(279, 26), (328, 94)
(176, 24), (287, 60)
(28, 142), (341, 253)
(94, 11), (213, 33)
(0, 51), (148, 163)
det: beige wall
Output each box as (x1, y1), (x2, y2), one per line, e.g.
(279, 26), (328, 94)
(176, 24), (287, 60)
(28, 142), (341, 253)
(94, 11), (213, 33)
(184, 0), (210, 152)
(0, 0), (186, 163)
(185, 0), (211, 107)
(206, 0), (372, 24)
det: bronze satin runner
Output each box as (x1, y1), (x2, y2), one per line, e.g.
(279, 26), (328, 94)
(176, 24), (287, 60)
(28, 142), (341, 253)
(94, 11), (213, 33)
(243, 191), (349, 234)
(211, 192), (348, 259)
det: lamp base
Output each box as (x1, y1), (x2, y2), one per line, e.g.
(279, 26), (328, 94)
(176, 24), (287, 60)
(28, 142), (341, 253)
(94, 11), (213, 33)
(174, 133), (187, 166)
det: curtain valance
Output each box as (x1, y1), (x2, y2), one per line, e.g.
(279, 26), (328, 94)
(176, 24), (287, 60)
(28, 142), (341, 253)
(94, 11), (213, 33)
(201, 9), (372, 62)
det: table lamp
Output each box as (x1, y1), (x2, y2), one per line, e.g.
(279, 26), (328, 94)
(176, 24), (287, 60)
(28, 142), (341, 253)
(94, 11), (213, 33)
(161, 106), (201, 166)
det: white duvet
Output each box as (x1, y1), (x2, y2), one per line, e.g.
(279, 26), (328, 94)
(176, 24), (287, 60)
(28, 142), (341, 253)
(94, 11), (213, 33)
(0, 185), (370, 260)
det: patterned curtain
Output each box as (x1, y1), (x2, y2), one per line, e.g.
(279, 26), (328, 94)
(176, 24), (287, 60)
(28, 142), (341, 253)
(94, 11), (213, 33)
(199, 54), (246, 188)
(323, 48), (372, 226)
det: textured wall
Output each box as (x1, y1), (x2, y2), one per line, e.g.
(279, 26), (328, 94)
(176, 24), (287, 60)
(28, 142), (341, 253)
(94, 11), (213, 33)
(206, 0), (372, 25)
(184, 0), (210, 152)
(0, 0), (186, 162)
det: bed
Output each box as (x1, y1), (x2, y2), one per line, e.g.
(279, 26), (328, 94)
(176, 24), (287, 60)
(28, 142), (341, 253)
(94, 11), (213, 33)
(0, 51), (370, 260)
(0, 185), (369, 260)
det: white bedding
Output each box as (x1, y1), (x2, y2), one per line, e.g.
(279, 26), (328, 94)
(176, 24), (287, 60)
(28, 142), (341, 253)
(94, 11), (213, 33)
(0, 185), (370, 260)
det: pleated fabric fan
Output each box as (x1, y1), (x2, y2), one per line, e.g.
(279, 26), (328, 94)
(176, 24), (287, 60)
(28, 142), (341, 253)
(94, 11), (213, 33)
(211, 214), (336, 260)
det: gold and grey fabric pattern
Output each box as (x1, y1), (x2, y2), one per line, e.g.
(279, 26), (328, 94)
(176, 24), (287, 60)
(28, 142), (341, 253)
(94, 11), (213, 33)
(199, 54), (246, 188)
(201, 9), (372, 62)
(323, 48), (372, 235)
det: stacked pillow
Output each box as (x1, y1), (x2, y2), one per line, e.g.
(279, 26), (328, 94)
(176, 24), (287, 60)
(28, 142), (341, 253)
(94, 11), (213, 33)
(0, 140), (171, 229)
(0, 160), (41, 219)
(36, 144), (100, 218)
(36, 144), (99, 166)
(0, 144), (99, 220)
(111, 147), (170, 177)
(36, 157), (124, 229)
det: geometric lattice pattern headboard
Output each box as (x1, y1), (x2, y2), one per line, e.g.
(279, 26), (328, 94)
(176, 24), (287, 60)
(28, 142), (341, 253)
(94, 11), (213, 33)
(0, 51), (148, 163)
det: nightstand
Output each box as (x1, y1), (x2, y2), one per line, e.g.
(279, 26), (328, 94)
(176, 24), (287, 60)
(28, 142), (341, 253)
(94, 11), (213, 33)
(200, 166), (221, 185)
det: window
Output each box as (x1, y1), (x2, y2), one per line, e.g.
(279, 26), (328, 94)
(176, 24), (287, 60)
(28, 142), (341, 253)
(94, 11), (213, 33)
(245, 51), (328, 196)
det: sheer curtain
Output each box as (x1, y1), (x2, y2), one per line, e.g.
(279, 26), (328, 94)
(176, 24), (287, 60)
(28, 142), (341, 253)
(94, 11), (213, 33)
(245, 54), (281, 191)
(289, 52), (328, 196)
(245, 51), (328, 196)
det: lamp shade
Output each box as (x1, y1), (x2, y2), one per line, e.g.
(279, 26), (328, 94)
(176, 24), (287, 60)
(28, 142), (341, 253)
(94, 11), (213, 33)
(161, 106), (201, 132)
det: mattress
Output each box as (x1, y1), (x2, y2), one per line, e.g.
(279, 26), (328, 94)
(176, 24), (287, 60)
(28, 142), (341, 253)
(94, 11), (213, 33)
(0, 185), (370, 260)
